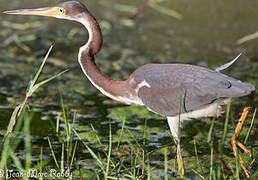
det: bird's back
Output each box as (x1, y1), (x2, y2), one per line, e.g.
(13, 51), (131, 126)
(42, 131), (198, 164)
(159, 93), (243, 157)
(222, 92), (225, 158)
(131, 64), (255, 116)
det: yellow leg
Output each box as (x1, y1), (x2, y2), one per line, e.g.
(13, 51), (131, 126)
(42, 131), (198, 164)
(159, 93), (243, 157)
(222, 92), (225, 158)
(167, 116), (185, 177)
(177, 143), (185, 177)
(231, 92), (255, 178)
(237, 141), (251, 155)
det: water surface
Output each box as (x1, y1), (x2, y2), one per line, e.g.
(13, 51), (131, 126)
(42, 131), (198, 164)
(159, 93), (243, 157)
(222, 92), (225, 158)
(0, 0), (257, 178)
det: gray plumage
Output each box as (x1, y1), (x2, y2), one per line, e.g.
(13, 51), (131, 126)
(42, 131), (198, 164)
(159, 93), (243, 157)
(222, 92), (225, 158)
(132, 64), (255, 117)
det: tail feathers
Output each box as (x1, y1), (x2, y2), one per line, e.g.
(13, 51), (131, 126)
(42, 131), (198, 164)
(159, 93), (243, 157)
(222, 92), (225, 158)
(215, 53), (242, 72)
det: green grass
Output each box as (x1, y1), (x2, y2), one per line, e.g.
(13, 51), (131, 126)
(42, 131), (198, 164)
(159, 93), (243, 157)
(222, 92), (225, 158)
(0, 46), (256, 179)
(0, 46), (69, 179)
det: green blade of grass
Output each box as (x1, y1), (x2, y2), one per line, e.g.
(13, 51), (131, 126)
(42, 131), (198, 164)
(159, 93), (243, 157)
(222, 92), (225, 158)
(235, 154), (240, 179)
(90, 124), (103, 145)
(89, 124), (116, 169)
(209, 142), (214, 180)
(70, 141), (78, 167)
(3, 105), (20, 140)
(39, 146), (43, 180)
(110, 157), (123, 175)
(244, 108), (256, 144)
(147, 154), (151, 180)
(164, 147), (168, 180)
(126, 128), (143, 152)
(208, 98), (222, 143)
(29, 69), (68, 96)
(0, 107), (25, 169)
(47, 137), (60, 169)
(150, 3), (182, 19)
(193, 138), (203, 173)
(70, 111), (77, 151)
(116, 157), (125, 175)
(105, 124), (112, 178)
(59, 93), (72, 169)
(60, 94), (70, 139)
(192, 169), (205, 179)
(219, 99), (231, 153)
(0, 136), (10, 170)
(141, 118), (148, 178)
(24, 111), (32, 170)
(61, 142), (64, 173)
(130, 149), (135, 176)
(73, 129), (105, 173)
(143, 118), (148, 146)
(9, 151), (25, 173)
(106, 176), (128, 180)
(177, 92), (183, 144)
(56, 114), (61, 133)
(207, 116), (216, 143)
(27, 45), (53, 93)
(116, 117), (126, 151)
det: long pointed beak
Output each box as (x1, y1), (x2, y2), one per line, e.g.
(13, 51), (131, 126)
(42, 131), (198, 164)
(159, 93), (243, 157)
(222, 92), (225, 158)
(3, 7), (58, 18)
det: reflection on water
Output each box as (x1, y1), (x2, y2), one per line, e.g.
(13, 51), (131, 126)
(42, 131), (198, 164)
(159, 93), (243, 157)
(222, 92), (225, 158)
(0, 0), (257, 178)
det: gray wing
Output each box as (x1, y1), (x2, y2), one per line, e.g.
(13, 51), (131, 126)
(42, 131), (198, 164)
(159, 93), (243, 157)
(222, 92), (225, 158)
(131, 64), (255, 116)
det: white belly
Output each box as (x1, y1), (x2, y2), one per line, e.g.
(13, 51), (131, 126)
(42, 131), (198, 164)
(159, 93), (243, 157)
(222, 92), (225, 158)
(167, 99), (230, 140)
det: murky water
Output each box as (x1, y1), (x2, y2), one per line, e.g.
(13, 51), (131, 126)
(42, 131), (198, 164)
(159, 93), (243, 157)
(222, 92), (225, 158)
(0, 0), (257, 178)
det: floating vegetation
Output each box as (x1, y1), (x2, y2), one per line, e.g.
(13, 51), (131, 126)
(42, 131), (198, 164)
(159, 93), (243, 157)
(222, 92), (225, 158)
(101, 0), (182, 20)
(0, 0), (257, 179)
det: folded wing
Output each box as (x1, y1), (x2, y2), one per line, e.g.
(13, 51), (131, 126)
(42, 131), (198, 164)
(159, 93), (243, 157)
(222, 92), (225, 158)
(131, 64), (254, 116)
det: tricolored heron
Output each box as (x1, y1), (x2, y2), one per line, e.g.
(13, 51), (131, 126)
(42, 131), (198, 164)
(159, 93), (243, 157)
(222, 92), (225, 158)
(4, 1), (255, 177)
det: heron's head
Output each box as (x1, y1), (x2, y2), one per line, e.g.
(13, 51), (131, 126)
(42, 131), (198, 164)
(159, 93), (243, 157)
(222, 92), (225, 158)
(3, 1), (88, 21)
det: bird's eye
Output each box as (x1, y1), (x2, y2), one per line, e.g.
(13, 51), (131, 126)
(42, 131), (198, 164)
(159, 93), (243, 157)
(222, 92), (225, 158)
(58, 8), (65, 14)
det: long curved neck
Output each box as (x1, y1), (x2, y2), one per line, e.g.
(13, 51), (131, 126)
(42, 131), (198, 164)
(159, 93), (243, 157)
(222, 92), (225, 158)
(79, 12), (102, 56)
(77, 11), (136, 104)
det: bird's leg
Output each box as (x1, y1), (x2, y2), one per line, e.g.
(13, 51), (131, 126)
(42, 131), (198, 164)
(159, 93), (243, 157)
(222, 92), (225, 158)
(167, 117), (185, 177)
(231, 92), (255, 178)
(176, 142), (185, 177)
(237, 141), (251, 155)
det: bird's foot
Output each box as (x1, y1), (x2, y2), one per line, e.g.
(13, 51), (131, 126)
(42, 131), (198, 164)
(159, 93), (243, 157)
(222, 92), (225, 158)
(232, 138), (250, 178)
(237, 141), (251, 156)
(231, 92), (255, 179)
